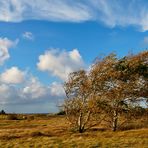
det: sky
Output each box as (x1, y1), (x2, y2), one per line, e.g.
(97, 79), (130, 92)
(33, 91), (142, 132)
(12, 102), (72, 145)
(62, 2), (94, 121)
(0, 0), (148, 113)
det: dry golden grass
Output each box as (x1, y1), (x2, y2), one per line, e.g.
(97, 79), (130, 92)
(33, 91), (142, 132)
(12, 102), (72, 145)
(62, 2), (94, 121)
(0, 114), (148, 148)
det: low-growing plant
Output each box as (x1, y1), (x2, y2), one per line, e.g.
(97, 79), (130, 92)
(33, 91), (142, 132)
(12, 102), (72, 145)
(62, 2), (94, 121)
(56, 110), (66, 115)
(7, 114), (18, 120)
(30, 131), (43, 137)
(27, 115), (35, 120)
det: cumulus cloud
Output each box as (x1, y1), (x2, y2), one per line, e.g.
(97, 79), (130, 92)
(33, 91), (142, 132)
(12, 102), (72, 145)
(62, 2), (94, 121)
(50, 82), (65, 97)
(0, 71), (65, 105)
(22, 77), (50, 99)
(0, 0), (148, 31)
(22, 32), (34, 40)
(37, 49), (84, 80)
(0, 67), (25, 84)
(0, 37), (18, 65)
(0, 84), (20, 104)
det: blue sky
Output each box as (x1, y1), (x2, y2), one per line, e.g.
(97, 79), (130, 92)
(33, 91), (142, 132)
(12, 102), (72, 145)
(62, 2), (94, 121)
(0, 0), (148, 113)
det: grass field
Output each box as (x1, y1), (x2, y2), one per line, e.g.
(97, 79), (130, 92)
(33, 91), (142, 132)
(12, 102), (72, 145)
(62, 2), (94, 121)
(0, 114), (148, 148)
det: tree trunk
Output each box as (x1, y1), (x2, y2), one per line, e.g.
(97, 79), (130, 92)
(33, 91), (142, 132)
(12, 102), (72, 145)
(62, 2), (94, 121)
(112, 110), (118, 131)
(78, 112), (84, 133)
(79, 126), (84, 133)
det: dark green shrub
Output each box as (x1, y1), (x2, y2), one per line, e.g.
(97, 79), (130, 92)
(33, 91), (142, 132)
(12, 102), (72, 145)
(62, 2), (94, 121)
(0, 110), (6, 115)
(56, 110), (66, 115)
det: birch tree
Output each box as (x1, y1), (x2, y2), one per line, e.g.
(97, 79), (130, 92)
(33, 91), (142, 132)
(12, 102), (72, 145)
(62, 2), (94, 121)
(63, 70), (100, 133)
(90, 51), (148, 131)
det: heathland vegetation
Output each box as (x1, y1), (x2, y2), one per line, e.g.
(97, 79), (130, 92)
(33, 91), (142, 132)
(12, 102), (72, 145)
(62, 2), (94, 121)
(0, 51), (147, 147)
(0, 113), (147, 147)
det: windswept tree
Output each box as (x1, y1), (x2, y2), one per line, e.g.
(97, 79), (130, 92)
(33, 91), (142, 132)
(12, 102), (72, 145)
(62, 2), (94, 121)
(90, 54), (127, 131)
(63, 70), (101, 133)
(116, 51), (148, 119)
(90, 51), (148, 131)
(118, 51), (148, 100)
(63, 51), (148, 132)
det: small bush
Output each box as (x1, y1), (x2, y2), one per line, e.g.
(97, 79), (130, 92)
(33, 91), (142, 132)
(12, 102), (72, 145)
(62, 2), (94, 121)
(30, 131), (43, 137)
(7, 114), (18, 120)
(22, 115), (27, 120)
(56, 110), (66, 115)
(27, 115), (35, 120)
(0, 110), (6, 115)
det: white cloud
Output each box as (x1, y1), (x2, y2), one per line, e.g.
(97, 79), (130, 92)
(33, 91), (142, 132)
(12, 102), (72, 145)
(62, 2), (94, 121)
(0, 73), (65, 105)
(0, 84), (20, 104)
(0, 67), (25, 84)
(37, 49), (84, 80)
(0, 48), (84, 106)
(0, 0), (92, 22)
(0, 37), (18, 65)
(90, 0), (148, 31)
(0, 0), (148, 31)
(143, 36), (148, 45)
(0, 0), (24, 22)
(22, 77), (49, 99)
(69, 49), (82, 63)
(50, 82), (65, 97)
(22, 32), (34, 40)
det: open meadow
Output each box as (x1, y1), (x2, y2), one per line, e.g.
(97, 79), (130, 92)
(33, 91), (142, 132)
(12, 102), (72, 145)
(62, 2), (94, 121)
(0, 114), (147, 148)
(0, 1), (148, 148)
